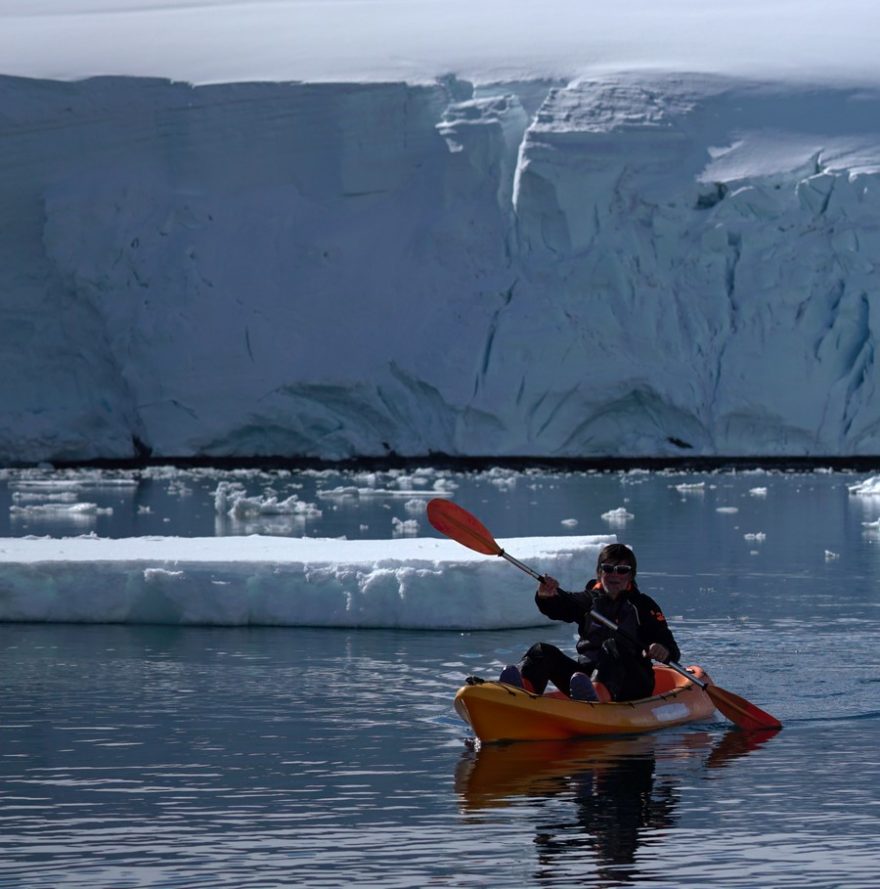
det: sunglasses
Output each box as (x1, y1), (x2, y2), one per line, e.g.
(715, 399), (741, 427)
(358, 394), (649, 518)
(599, 563), (633, 576)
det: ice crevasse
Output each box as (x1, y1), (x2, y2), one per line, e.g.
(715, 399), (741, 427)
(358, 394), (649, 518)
(1, 71), (878, 462)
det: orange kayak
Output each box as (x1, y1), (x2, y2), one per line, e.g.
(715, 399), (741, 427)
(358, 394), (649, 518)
(454, 664), (717, 742)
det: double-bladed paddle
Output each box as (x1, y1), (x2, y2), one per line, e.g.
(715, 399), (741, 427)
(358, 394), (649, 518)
(427, 497), (782, 732)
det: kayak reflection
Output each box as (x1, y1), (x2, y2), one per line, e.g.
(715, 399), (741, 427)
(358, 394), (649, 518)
(455, 729), (779, 883)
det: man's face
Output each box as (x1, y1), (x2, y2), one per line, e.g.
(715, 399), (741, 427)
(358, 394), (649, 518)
(598, 561), (634, 598)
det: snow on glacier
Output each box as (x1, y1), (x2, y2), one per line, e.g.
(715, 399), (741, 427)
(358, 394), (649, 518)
(2, 0), (878, 86)
(1, 1), (879, 462)
(0, 533), (612, 628)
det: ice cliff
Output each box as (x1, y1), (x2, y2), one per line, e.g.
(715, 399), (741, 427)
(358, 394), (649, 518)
(2, 71), (879, 462)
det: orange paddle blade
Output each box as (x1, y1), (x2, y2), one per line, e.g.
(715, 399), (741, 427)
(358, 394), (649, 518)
(707, 685), (782, 731)
(427, 499), (501, 556)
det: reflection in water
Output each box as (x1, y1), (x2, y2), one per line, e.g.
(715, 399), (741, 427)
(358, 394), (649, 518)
(456, 729), (780, 886)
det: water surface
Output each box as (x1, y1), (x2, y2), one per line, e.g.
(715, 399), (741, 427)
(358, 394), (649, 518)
(2, 467), (879, 887)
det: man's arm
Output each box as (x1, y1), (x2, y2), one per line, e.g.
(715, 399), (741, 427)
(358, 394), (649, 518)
(636, 594), (681, 663)
(535, 575), (594, 624)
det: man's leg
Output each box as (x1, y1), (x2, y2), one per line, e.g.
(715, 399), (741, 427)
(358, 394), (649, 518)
(520, 642), (584, 695)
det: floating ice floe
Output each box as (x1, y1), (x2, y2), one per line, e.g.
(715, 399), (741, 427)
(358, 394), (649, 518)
(749, 487), (769, 497)
(744, 532), (766, 541)
(0, 533), (615, 629)
(848, 477), (880, 496)
(824, 550), (840, 560)
(561, 518), (578, 528)
(716, 507), (739, 514)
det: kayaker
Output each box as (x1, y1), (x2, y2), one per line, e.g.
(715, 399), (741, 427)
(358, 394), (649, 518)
(499, 543), (680, 702)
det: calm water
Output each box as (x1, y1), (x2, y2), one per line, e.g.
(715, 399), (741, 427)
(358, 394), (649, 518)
(2, 467), (879, 887)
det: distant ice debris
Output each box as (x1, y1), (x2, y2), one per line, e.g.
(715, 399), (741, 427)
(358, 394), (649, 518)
(214, 481), (322, 520)
(561, 518), (578, 527)
(675, 483), (705, 494)
(404, 499), (426, 515)
(227, 494), (321, 520)
(10, 480), (86, 492)
(744, 532), (766, 542)
(716, 507), (739, 514)
(317, 486), (361, 500)
(824, 550), (840, 560)
(12, 491), (79, 503)
(482, 468), (518, 491)
(749, 487), (769, 497)
(10, 502), (113, 519)
(317, 486), (451, 500)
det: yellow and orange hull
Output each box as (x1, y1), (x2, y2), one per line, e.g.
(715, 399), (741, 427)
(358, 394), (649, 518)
(454, 665), (716, 742)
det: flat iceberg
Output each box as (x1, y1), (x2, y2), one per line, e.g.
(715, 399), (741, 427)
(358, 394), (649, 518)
(0, 533), (613, 628)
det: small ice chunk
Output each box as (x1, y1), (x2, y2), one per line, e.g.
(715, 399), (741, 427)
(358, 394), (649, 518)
(601, 507), (634, 525)
(561, 518), (578, 528)
(391, 517), (420, 537)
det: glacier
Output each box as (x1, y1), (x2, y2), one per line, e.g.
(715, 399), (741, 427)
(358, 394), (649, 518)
(2, 3), (880, 463)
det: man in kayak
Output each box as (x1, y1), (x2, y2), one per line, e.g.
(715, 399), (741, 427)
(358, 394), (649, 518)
(499, 543), (680, 702)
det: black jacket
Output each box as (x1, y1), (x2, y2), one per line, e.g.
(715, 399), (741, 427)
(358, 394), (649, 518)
(536, 579), (681, 666)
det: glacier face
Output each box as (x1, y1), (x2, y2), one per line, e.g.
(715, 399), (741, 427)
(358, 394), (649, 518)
(1, 72), (878, 462)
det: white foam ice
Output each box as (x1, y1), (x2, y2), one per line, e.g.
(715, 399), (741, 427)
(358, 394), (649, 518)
(0, 533), (613, 628)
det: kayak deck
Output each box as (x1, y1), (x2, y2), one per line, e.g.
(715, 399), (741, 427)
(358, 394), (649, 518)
(454, 664), (716, 742)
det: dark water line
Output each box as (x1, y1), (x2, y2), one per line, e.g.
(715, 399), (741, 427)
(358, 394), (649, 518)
(12, 453), (880, 472)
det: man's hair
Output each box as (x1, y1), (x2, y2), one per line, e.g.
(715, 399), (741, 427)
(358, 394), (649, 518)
(596, 543), (637, 575)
